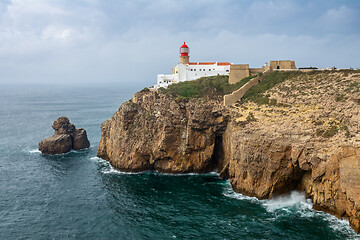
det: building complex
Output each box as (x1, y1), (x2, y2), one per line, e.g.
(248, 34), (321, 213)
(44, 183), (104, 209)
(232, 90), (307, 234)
(153, 42), (296, 88)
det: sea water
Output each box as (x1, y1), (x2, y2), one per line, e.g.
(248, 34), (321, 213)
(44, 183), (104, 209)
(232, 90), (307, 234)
(0, 84), (358, 239)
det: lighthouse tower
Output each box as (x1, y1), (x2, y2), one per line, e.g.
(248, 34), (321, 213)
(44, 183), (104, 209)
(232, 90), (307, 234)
(180, 42), (189, 65)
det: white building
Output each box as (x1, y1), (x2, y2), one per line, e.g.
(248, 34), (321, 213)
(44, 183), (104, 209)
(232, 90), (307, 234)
(153, 42), (231, 89)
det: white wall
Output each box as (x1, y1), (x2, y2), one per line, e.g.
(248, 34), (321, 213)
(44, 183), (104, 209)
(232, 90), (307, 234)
(153, 62), (230, 89)
(185, 63), (230, 81)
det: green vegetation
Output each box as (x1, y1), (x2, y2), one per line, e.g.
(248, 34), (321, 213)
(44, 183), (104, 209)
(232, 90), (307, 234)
(346, 82), (359, 93)
(269, 98), (277, 106)
(163, 75), (254, 99)
(335, 94), (347, 102)
(316, 125), (338, 138)
(313, 120), (324, 126)
(340, 125), (351, 138)
(316, 129), (325, 137)
(323, 125), (339, 138)
(338, 69), (360, 75)
(316, 121), (351, 139)
(242, 71), (300, 105)
(246, 112), (257, 122)
(140, 87), (150, 93)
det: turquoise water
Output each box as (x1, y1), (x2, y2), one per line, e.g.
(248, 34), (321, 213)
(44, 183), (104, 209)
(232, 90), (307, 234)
(0, 85), (358, 239)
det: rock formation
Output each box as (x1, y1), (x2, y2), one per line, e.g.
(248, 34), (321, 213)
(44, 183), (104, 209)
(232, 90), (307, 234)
(97, 90), (229, 173)
(39, 117), (90, 154)
(97, 70), (360, 233)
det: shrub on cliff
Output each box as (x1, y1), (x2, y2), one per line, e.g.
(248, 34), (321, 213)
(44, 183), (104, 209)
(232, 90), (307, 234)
(242, 71), (301, 105)
(164, 75), (253, 99)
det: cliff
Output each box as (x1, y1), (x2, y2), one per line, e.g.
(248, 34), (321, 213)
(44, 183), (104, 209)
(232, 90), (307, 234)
(225, 70), (360, 232)
(97, 89), (229, 173)
(97, 70), (360, 232)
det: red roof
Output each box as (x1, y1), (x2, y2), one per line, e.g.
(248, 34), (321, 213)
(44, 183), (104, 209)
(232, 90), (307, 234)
(217, 62), (231, 66)
(180, 42), (189, 48)
(199, 62), (216, 65)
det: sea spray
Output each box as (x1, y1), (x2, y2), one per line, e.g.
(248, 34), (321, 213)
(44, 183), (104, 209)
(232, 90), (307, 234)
(262, 191), (312, 212)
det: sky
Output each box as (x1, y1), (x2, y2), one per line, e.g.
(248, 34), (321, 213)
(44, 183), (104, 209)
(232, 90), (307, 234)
(0, 0), (359, 86)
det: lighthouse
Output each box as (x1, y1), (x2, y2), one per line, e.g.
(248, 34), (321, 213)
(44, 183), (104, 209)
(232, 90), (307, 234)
(180, 42), (189, 65)
(153, 42), (231, 89)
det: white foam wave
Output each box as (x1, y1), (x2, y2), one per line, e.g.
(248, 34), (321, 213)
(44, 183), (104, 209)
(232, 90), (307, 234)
(89, 156), (107, 163)
(225, 187), (358, 236)
(262, 191), (312, 212)
(323, 214), (357, 237)
(90, 156), (221, 176)
(155, 171), (220, 177)
(29, 149), (41, 154)
(91, 157), (146, 175)
(102, 165), (147, 175)
(223, 183), (260, 202)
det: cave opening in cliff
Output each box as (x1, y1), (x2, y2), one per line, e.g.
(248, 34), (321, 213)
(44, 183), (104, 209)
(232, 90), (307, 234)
(209, 134), (225, 174)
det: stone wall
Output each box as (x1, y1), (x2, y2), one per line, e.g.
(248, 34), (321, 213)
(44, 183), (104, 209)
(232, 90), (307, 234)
(229, 64), (250, 84)
(224, 69), (272, 106)
(270, 60), (296, 69)
(249, 68), (264, 75)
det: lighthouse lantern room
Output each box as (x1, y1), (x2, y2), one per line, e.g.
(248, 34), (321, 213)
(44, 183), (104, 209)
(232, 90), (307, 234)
(180, 42), (190, 64)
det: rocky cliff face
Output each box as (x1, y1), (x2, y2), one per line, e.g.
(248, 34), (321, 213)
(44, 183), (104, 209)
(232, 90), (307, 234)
(97, 71), (360, 232)
(225, 71), (360, 232)
(97, 90), (229, 173)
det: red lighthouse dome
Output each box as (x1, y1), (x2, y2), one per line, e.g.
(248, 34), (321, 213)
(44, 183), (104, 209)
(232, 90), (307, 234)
(180, 42), (189, 56)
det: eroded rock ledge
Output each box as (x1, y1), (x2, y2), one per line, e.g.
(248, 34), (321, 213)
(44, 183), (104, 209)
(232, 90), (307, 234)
(97, 71), (360, 233)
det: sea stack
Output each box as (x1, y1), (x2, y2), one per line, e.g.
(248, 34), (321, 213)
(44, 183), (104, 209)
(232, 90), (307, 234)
(39, 117), (90, 154)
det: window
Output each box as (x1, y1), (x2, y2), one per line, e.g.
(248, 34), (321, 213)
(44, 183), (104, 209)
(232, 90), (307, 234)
(203, 69), (205, 71)
(191, 69), (193, 71)
(226, 70), (229, 72)
(209, 69), (211, 71)
(194, 69), (196, 71)
(199, 69), (201, 71)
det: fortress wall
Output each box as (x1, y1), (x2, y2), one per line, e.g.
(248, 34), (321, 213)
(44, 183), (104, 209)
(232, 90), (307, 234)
(229, 64), (250, 84)
(249, 68), (264, 75)
(224, 69), (272, 106)
(270, 60), (296, 69)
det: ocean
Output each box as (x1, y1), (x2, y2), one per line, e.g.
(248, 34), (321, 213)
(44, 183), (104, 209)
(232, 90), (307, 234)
(0, 85), (358, 239)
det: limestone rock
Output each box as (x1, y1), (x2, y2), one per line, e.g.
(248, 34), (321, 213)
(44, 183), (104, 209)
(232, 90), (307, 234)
(97, 90), (229, 173)
(52, 116), (75, 135)
(38, 117), (90, 154)
(72, 128), (90, 150)
(301, 147), (360, 233)
(225, 71), (360, 232)
(38, 134), (72, 155)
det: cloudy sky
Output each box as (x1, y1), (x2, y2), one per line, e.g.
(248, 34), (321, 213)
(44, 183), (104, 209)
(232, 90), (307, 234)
(0, 0), (359, 86)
